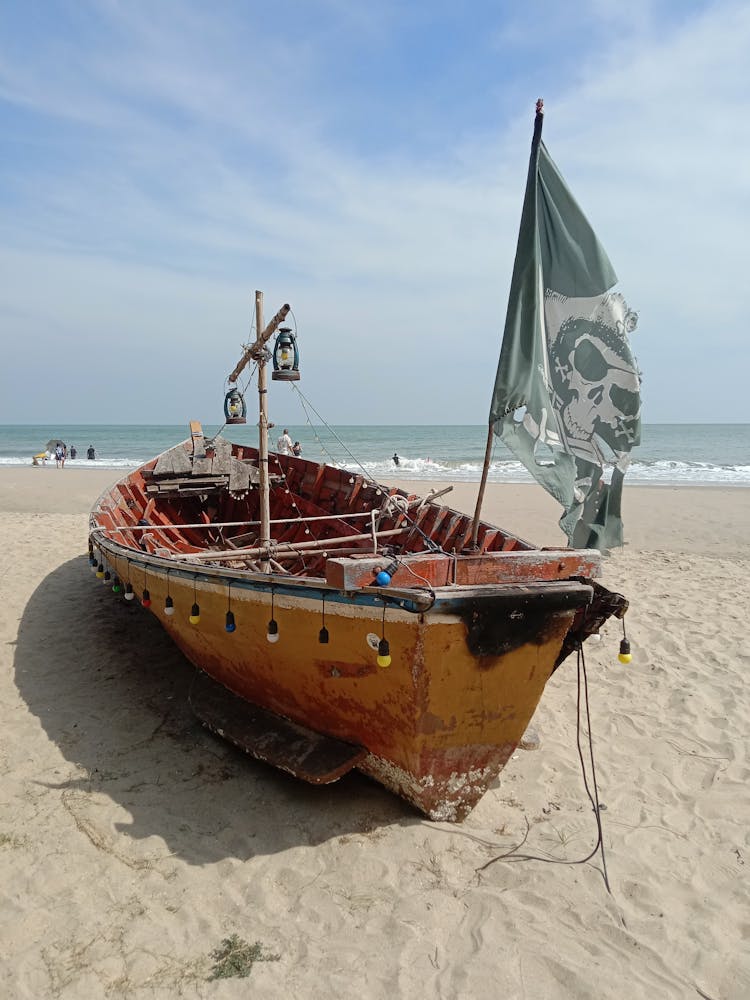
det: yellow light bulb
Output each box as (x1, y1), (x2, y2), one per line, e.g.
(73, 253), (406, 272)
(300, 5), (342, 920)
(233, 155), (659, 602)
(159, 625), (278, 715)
(376, 637), (391, 667)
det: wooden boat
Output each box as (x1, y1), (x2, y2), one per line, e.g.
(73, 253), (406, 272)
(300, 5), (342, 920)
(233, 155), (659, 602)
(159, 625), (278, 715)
(89, 295), (627, 822)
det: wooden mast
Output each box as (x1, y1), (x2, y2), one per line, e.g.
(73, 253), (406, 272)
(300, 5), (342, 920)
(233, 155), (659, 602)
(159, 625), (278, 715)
(228, 291), (290, 572)
(255, 291), (271, 572)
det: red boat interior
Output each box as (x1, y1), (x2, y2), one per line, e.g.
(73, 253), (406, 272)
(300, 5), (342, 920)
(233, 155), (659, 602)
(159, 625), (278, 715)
(92, 445), (539, 582)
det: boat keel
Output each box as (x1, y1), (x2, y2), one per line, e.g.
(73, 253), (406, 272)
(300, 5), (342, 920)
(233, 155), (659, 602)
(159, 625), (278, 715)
(189, 670), (367, 784)
(358, 744), (517, 822)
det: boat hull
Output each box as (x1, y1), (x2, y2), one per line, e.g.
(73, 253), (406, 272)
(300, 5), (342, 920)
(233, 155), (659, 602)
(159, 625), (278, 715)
(100, 547), (590, 820)
(88, 439), (626, 821)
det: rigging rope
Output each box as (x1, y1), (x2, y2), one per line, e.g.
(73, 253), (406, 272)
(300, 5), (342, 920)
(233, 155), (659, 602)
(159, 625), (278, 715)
(288, 382), (448, 555)
(474, 641), (612, 895)
(197, 368), (449, 561)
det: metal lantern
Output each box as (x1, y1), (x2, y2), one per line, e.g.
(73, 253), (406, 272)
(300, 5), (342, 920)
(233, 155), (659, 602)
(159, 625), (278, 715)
(224, 386), (247, 424)
(271, 327), (300, 381)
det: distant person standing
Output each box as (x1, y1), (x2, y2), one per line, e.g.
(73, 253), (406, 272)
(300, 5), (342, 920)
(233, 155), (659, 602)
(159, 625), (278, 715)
(69, 445), (77, 459)
(392, 452), (400, 467)
(55, 443), (65, 468)
(87, 445), (96, 460)
(276, 429), (293, 455)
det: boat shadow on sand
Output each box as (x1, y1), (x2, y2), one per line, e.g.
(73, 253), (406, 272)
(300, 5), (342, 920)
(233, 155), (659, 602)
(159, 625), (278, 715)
(14, 555), (413, 865)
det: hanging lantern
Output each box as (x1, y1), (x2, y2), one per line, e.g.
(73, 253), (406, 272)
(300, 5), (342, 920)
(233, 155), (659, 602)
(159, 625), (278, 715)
(224, 386), (247, 425)
(271, 327), (300, 381)
(319, 593), (329, 643)
(189, 577), (202, 625)
(377, 601), (391, 666)
(141, 588), (151, 608)
(164, 570), (174, 615)
(266, 588), (279, 642)
(377, 637), (392, 668)
(618, 620), (632, 664)
(224, 582), (237, 632)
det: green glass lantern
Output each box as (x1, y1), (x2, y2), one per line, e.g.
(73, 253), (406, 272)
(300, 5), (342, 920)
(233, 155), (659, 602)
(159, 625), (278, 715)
(224, 387), (247, 424)
(271, 327), (300, 381)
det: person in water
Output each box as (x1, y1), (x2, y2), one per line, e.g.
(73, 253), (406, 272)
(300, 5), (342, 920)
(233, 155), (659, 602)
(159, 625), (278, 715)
(276, 429), (293, 455)
(87, 445), (96, 460)
(292, 441), (302, 457)
(69, 445), (77, 459)
(392, 452), (400, 466)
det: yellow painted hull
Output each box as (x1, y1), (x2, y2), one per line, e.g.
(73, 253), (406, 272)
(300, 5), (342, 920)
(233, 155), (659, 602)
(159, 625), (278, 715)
(104, 552), (577, 820)
(88, 443), (624, 821)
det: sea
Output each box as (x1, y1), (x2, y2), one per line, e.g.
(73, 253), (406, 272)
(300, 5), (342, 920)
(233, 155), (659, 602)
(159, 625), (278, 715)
(1, 423), (748, 487)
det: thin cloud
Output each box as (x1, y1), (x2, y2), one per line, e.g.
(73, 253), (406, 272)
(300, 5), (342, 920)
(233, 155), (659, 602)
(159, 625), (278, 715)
(0, 1), (747, 423)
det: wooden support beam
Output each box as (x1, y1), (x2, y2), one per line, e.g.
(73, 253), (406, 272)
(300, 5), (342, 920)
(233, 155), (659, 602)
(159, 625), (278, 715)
(227, 302), (291, 384)
(183, 526), (407, 561)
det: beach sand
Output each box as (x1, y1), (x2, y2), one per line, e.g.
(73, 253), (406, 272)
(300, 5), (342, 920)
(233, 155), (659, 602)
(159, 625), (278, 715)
(1, 467), (748, 998)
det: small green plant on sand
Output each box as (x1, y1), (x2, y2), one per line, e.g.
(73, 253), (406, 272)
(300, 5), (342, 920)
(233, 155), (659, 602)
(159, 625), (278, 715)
(0, 832), (24, 849)
(208, 934), (280, 980)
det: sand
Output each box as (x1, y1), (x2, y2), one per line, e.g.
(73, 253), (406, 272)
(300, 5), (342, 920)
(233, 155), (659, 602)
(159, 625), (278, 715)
(1, 467), (748, 998)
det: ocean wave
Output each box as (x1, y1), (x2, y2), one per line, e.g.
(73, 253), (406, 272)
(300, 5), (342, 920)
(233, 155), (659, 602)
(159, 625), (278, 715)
(0, 456), (141, 469)
(344, 457), (750, 486)
(2, 453), (749, 485)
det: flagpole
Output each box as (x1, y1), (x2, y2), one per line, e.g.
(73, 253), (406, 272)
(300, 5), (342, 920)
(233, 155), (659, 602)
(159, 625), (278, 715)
(469, 100), (545, 550)
(531, 96), (544, 152)
(469, 425), (494, 548)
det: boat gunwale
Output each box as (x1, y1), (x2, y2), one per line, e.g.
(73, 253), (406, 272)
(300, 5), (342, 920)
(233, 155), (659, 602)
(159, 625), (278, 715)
(90, 530), (596, 618)
(89, 442), (598, 617)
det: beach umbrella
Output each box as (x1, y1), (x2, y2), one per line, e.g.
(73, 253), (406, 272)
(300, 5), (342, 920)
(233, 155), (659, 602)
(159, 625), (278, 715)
(45, 439), (66, 452)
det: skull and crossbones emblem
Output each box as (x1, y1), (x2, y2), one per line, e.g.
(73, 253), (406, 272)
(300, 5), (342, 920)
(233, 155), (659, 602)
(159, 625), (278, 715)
(545, 292), (641, 466)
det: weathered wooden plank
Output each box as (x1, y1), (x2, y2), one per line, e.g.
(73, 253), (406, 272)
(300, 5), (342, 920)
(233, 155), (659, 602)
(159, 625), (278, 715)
(325, 549), (602, 590)
(453, 550), (601, 584)
(186, 526), (406, 561)
(190, 670), (366, 784)
(153, 444), (192, 476)
(325, 553), (451, 589)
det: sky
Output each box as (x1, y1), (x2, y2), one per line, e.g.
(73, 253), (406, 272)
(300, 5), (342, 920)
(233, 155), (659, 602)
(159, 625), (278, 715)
(1, 0), (748, 426)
